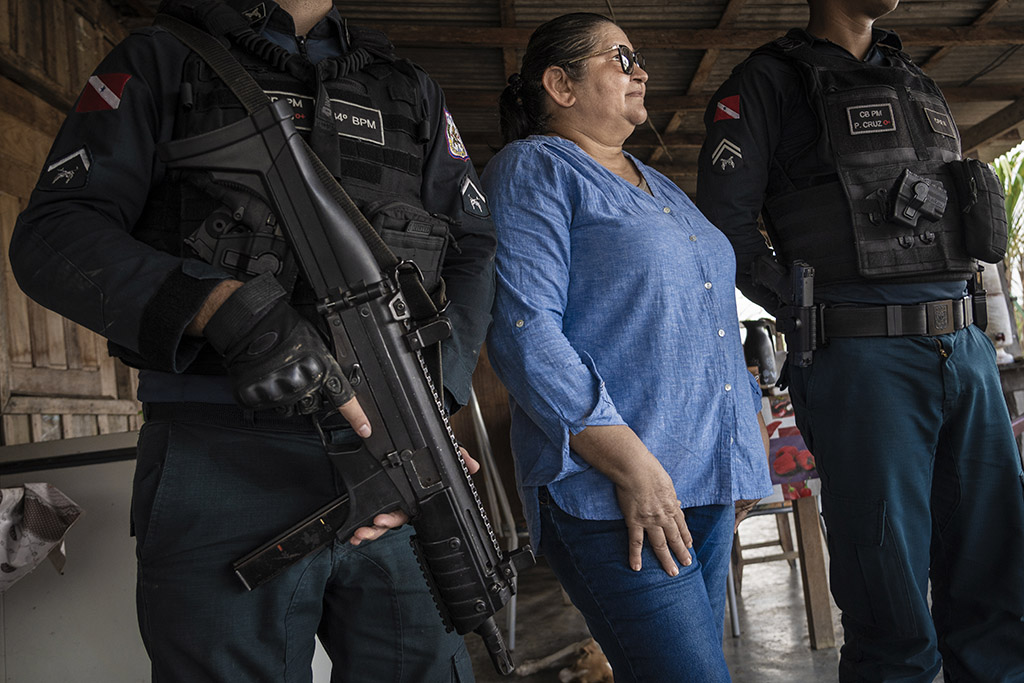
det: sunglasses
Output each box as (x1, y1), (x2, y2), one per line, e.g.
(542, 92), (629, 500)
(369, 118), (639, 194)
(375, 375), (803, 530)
(569, 44), (646, 75)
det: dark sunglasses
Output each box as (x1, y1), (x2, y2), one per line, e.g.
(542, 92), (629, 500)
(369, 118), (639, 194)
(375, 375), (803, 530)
(569, 44), (646, 75)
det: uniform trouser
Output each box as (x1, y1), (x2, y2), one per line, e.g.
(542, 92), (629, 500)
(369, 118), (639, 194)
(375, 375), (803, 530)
(788, 325), (1024, 683)
(132, 404), (473, 683)
(537, 488), (734, 683)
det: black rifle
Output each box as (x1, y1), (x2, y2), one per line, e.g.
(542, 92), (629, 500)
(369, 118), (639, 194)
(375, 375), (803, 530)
(159, 99), (533, 675)
(751, 256), (818, 367)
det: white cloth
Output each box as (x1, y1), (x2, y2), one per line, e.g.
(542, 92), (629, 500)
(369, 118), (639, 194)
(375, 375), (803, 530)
(0, 483), (83, 592)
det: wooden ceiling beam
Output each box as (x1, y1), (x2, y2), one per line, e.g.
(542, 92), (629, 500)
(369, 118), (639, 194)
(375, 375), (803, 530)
(377, 25), (1024, 50)
(108, 0), (156, 21)
(648, 0), (748, 165)
(498, 0), (518, 79)
(919, 0), (1010, 71)
(960, 96), (1024, 154)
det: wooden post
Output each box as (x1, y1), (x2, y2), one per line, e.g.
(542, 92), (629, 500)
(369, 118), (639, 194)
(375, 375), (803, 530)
(792, 494), (836, 649)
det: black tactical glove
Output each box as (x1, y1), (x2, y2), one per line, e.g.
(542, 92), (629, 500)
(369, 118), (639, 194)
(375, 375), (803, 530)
(204, 273), (355, 414)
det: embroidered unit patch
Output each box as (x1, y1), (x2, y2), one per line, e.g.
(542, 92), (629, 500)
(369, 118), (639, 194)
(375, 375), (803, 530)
(924, 107), (957, 139)
(331, 99), (385, 146)
(713, 95), (741, 122)
(847, 103), (896, 135)
(711, 137), (742, 174)
(265, 91), (385, 145)
(242, 3), (267, 22)
(40, 147), (91, 191)
(444, 109), (468, 160)
(460, 174), (489, 217)
(75, 74), (131, 113)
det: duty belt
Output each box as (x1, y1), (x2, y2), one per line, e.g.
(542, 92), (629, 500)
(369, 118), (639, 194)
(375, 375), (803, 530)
(822, 296), (973, 338)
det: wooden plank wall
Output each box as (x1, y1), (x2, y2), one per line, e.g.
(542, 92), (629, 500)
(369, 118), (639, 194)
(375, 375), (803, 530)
(0, 0), (140, 446)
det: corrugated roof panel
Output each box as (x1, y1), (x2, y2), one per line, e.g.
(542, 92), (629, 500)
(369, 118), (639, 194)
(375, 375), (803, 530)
(342, 1), (499, 26)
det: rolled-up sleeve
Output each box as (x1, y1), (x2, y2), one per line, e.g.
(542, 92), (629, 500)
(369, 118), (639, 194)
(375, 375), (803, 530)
(483, 145), (624, 483)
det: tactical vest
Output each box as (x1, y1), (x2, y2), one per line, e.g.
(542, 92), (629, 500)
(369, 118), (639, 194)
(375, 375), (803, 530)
(755, 31), (988, 286)
(136, 1), (452, 294)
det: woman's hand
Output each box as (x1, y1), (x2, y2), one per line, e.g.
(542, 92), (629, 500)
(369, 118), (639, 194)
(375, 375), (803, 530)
(349, 447), (481, 545)
(568, 424), (692, 576)
(614, 459), (694, 575)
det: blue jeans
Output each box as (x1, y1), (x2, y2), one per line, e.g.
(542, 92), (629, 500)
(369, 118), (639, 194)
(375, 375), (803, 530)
(133, 406), (473, 683)
(538, 488), (733, 683)
(789, 326), (1024, 683)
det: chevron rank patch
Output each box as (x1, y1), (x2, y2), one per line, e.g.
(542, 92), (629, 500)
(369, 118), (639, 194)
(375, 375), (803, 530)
(711, 137), (742, 174)
(40, 147), (91, 191)
(75, 74), (131, 113)
(460, 173), (489, 217)
(444, 108), (469, 160)
(242, 2), (267, 22)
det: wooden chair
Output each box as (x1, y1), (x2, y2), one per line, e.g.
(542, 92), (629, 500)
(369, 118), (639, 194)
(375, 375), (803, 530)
(725, 495), (836, 650)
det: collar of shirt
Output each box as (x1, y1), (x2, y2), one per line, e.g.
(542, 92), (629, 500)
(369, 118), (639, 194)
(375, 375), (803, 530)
(791, 26), (902, 64)
(230, 1), (347, 60)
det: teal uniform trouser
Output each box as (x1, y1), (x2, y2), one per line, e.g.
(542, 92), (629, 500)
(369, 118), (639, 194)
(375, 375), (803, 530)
(132, 404), (473, 683)
(789, 325), (1024, 683)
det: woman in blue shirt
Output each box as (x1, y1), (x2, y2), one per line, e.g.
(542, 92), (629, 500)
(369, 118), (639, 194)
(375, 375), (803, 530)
(482, 13), (773, 682)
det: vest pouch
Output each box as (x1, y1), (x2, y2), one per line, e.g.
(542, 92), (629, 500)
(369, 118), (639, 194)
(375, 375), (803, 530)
(948, 158), (1007, 263)
(363, 200), (450, 294)
(846, 160), (974, 279)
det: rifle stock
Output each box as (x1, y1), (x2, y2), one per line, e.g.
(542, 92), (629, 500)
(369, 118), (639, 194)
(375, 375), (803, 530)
(159, 100), (533, 675)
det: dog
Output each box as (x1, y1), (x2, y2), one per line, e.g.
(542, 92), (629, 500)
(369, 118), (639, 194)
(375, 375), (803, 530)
(557, 638), (614, 683)
(513, 637), (613, 682)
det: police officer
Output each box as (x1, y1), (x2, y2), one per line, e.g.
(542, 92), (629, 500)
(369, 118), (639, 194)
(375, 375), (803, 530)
(8, 0), (495, 681)
(697, 0), (1024, 681)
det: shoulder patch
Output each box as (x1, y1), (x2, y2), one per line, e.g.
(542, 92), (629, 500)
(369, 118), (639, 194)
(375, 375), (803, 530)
(75, 74), (131, 113)
(711, 137), (743, 175)
(39, 147), (91, 191)
(242, 3), (267, 23)
(713, 95), (741, 122)
(460, 173), (489, 218)
(444, 108), (468, 160)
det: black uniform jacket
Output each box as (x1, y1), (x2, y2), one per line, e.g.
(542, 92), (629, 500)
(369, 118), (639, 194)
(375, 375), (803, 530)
(9, 1), (496, 407)
(696, 28), (964, 313)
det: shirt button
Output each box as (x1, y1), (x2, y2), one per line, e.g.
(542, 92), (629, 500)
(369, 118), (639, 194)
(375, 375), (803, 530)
(689, 235), (697, 241)
(515, 320), (524, 328)
(663, 207), (671, 214)
(704, 282), (712, 290)
(724, 383), (732, 391)
(718, 329), (726, 337)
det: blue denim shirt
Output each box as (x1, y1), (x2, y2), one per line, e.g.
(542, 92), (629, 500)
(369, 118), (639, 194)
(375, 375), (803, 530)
(482, 135), (773, 546)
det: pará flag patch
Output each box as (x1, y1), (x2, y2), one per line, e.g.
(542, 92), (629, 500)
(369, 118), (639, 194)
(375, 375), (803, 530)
(713, 95), (740, 122)
(75, 74), (131, 113)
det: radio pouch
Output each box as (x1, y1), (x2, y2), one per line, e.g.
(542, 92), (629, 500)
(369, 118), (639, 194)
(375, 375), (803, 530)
(949, 158), (1008, 263)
